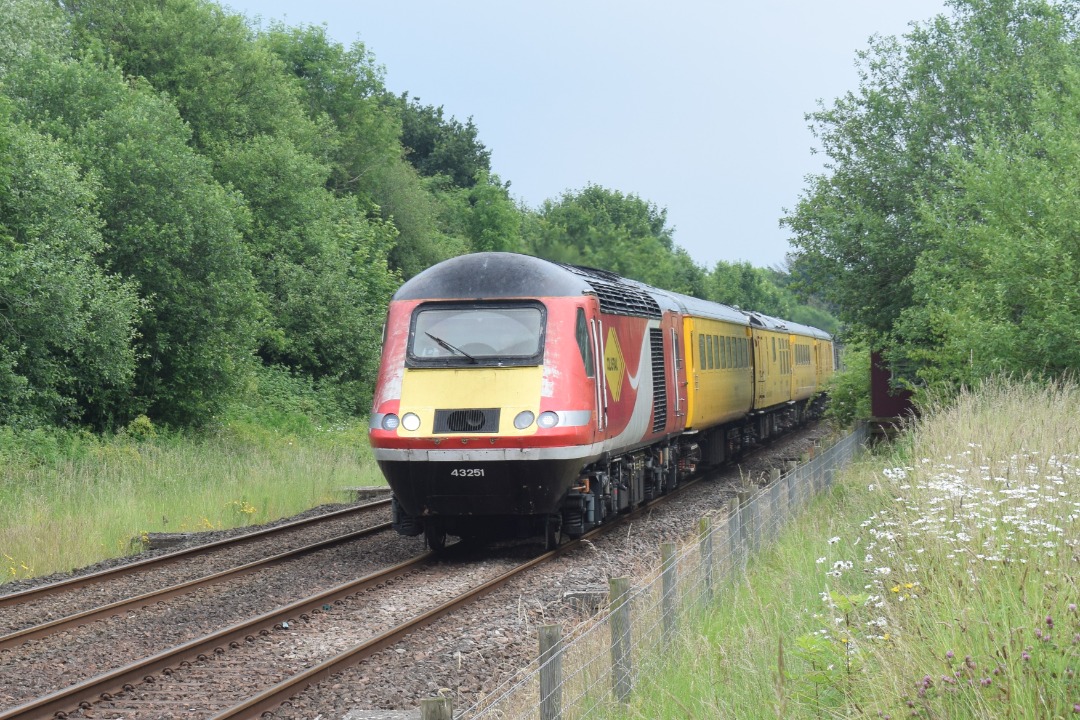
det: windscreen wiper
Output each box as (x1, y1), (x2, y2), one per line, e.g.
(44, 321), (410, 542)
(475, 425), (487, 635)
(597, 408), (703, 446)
(424, 332), (478, 363)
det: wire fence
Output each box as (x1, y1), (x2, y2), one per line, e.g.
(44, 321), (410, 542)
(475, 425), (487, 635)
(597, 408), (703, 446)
(463, 422), (870, 720)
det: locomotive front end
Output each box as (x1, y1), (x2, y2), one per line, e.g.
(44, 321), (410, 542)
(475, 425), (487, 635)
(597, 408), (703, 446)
(368, 254), (600, 548)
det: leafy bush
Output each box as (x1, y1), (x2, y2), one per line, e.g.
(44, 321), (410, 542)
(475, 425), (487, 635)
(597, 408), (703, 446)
(825, 344), (871, 426)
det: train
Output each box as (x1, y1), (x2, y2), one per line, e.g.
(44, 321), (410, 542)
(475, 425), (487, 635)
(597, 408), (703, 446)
(368, 252), (834, 550)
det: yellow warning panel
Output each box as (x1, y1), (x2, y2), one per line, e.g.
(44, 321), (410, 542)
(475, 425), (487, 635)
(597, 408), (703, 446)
(604, 327), (625, 402)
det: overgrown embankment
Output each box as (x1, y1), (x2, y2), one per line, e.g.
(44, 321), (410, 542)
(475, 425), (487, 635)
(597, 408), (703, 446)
(619, 378), (1080, 718)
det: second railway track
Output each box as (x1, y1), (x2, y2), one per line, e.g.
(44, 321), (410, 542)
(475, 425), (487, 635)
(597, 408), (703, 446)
(0, 497), (394, 635)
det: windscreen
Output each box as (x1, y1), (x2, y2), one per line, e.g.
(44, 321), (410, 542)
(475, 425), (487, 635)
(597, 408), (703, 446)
(409, 303), (544, 365)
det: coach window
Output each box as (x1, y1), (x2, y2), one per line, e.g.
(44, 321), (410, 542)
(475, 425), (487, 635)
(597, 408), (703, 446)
(576, 308), (594, 377)
(699, 335), (706, 370)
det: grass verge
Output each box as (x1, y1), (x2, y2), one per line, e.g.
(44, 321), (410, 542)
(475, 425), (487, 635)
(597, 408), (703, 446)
(0, 368), (385, 583)
(614, 377), (1080, 719)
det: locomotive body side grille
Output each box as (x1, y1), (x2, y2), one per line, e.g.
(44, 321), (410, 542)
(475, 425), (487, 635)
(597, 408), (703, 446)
(434, 408), (501, 434)
(650, 328), (667, 432)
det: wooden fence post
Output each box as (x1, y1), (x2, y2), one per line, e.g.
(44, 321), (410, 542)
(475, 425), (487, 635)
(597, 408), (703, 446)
(769, 480), (782, 539)
(661, 542), (677, 647)
(420, 696), (452, 720)
(736, 490), (751, 568)
(539, 624), (563, 720)
(786, 466), (797, 516)
(698, 516), (713, 604)
(609, 576), (633, 703)
(749, 493), (761, 554)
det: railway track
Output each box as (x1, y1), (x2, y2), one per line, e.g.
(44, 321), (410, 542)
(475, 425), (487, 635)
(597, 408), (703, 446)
(0, 497), (392, 636)
(0, 464), (724, 720)
(0, 424), (824, 719)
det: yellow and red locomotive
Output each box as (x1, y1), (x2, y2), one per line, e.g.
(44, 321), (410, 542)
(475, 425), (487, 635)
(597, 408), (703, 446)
(368, 252), (833, 549)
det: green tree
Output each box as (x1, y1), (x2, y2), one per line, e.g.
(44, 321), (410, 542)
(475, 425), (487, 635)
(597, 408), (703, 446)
(260, 22), (402, 197)
(63, 0), (314, 152)
(897, 66), (1080, 388)
(707, 260), (793, 317)
(214, 133), (400, 409)
(62, 0), (403, 409)
(259, 21), (462, 281)
(3, 20), (262, 425)
(0, 106), (142, 428)
(782, 0), (1080, 344)
(374, 160), (466, 278)
(395, 93), (492, 188)
(527, 184), (706, 294)
(431, 171), (521, 254)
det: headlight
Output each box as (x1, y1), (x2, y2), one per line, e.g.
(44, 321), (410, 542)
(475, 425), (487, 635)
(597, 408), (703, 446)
(401, 412), (421, 431)
(514, 410), (535, 429)
(537, 411), (559, 429)
(381, 413), (400, 431)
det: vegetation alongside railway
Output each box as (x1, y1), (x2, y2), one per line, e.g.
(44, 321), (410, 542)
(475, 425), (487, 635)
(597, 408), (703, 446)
(613, 377), (1080, 719)
(786, 0), (1080, 395)
(0, 366), (384, 583)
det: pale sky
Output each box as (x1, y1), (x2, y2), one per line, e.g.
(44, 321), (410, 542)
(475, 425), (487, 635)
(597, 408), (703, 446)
(229, 1), (950, 270)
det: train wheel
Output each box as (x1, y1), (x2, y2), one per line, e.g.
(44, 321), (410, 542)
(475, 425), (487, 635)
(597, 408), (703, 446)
(424, 522), (447, 552)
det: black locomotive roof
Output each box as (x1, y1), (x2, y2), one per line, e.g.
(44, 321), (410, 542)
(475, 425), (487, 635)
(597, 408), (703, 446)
(393, 253), (830, 338)
(394, 252), (593, 301)
(395, 253), (642, 313)
(396, 253), (666, 319)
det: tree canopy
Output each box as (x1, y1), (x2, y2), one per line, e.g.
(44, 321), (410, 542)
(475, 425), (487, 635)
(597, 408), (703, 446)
(0, 0), (833, 431)
(784, 0), (1080, 390)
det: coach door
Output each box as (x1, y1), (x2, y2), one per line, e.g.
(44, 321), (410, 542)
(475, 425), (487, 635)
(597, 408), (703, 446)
(753, 331), (767, 410)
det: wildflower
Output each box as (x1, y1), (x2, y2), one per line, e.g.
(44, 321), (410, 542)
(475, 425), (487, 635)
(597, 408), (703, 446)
(816, 557), (826, 564)
(828, 536), (840, 545)
(1047, 615), (1054, 630)
(1022, 651), (1031, 662)
(946, 650), (954, 659)
(1070, 604), (1077, 614)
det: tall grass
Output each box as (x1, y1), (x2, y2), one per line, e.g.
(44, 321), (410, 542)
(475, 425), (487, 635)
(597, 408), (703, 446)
(616, 377), (1080, 718)
(0, 367), (386, 583)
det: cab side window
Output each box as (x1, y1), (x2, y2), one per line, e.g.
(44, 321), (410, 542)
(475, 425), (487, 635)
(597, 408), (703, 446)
(576, 308), (594, 377)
